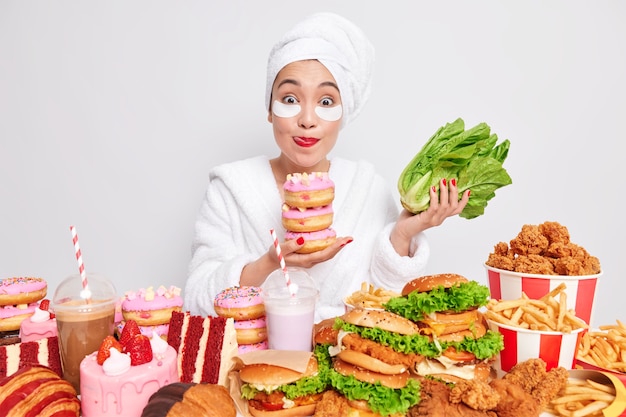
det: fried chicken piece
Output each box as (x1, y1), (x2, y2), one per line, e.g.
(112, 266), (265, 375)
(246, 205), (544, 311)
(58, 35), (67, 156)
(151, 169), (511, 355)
(532, 366), (569, 408)
(490, 379), (541, 417)
(583, 255), (602, 275)
(493, 242), (512, 256)
(510, 225), (549, 256)
(513, 254), (555, 274)
(408, 378), (497, 417)
(313, 390), (357, 417)
(341, 333), (423, 369)
(450, 379), (500, 411)
(538, 221), (570, 245)
(502, 358), (568, 408)
(486, 253), (515, 271)
(554, 256), (588, 276)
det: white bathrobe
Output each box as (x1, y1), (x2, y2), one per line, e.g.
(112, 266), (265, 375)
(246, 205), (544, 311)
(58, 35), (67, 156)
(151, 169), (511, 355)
(184, 155), (430, 322)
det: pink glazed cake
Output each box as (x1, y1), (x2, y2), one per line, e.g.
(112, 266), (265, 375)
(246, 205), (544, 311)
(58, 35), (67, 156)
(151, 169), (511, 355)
(79, 334), (179, 417)
(19, 306), (57, 342)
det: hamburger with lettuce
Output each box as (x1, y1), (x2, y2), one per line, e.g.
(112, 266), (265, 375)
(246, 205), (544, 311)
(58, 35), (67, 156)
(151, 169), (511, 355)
(318, 311), (421, 416)
(239, 353), (327, 417)
(383, 273), (504, 382)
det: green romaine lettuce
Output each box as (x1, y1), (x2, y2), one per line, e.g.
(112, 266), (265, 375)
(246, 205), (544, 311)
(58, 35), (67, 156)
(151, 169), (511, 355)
(398, 118), (512, 219)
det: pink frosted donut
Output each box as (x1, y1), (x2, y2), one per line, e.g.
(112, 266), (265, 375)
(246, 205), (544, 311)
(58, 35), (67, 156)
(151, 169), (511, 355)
(237, 340), (269, 355)
(282, 204), (334, 232)
(0, 277), (47, 306)
(283, 172), (335, 208)
(121, 285), (183, 326)
(0, 303), (38, 332)
(214, 286), (265, 320)
(286, 228), (337, 254)
(234, 316), (267, 345)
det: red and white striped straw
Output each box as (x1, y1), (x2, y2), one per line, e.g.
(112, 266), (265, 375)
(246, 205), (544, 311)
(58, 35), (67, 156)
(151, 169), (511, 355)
(269, 228), (296, 296)
(70, 225), (91, 300)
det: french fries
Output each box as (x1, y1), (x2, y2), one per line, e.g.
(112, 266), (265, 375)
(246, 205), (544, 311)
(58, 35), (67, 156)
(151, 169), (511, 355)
(485, 283), (589, 333)
(545, 378), (616, 417)
(577, 319), (626, 373)
(344, 282), (400, 310)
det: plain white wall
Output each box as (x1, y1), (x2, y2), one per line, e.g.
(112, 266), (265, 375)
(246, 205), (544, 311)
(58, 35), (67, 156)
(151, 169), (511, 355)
(1, 1), (624, 327)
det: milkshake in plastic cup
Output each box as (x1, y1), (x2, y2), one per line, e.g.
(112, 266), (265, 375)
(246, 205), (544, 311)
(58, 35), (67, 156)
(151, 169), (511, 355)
(52, 273), (117, 394)
(262, 268), (319, 351)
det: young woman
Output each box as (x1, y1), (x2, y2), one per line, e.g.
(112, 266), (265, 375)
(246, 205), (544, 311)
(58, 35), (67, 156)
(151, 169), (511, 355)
(184, 12), (469, 321)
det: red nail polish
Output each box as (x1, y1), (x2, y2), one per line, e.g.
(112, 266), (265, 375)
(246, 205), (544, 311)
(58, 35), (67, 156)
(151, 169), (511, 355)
(451, 178), (456, 187)
(467, 190), (471, 197)
(431, 186), (436, 193)
(340, 238), (353, 248)
(442, 178), (447, 187)
(296, 237), (305, 245)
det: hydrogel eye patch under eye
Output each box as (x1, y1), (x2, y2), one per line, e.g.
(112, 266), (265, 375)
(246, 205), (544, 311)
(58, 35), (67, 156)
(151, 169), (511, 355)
(272, 101), (301, 118)
(272, 100), (343, 122)
(315, 105), (342, 122)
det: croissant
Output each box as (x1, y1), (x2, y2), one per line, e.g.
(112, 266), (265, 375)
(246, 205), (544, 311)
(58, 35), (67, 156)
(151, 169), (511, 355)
(0, 365), (80, 417)
(141, 382), (236, 417)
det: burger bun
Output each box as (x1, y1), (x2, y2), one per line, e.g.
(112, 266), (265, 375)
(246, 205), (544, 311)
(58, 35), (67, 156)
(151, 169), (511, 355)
(402, 273), (468, 296)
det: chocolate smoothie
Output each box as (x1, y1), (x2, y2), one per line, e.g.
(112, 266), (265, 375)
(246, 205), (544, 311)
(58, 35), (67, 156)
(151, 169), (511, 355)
(55, 300), (115, 394)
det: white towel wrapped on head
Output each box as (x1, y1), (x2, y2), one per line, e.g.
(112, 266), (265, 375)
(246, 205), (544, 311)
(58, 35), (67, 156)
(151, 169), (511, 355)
(265, 12), (375, 127)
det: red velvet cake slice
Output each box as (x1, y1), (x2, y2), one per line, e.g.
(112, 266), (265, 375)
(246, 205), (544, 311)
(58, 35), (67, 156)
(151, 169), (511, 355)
(0, 336), (61, 378)
(166, 311), (237, 386)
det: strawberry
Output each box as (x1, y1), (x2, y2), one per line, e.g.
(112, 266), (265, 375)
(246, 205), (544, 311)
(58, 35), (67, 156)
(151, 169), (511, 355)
(39, 299), (50, 311)
(96, 335), (122, 365)
(119, 320), (141, 348)
(122, 334), (153, 366)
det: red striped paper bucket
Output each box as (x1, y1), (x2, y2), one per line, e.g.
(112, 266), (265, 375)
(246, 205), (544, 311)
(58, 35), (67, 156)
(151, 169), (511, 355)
(485, 264), (601, 325)
(487, 320), (585, 375)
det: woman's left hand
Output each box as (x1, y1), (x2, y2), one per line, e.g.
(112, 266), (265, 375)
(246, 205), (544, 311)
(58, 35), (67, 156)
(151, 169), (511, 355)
(390, 178), (470, 256)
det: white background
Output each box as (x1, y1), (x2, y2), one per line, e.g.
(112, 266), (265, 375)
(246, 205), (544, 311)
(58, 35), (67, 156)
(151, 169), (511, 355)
(1, 1), (624, 327)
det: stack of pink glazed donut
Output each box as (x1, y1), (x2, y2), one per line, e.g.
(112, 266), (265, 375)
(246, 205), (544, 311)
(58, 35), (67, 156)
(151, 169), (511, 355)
(282, 172), (337, 253)
(213, 286), (268, 354)
(0, 277), (49, 345)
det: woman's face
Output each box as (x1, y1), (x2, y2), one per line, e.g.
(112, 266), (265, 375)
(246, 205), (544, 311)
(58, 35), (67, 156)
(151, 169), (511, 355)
(268, 60), (342, 171)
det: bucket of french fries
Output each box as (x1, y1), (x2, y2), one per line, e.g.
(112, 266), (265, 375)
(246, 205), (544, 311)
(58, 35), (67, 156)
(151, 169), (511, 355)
(485, 285), (589, 375)
(485, 264), (601, 325)
(343, 282), (401, 312)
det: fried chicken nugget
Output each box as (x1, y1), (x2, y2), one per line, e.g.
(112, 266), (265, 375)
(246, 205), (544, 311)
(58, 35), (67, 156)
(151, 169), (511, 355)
(485, 221), (601, 276)
(513, 254), (555, 275)
(490, 379), (541, 417)
(502, 358), (568, 408)
(509, 225), (549, 256)
(538, 221), (570, 245)
(450, 379), (500, 411)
